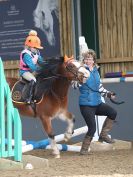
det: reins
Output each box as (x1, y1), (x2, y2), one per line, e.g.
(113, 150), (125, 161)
(38, 59), (88, 102)
(41, 63), (85, 82)
(39, 62), (84, 102)
(110, 98), (125, 105)
(42, 75), (59, 80)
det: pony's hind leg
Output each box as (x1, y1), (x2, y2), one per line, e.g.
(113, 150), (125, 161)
(59, 112), (75, 141)
(40, 116), (60, 158)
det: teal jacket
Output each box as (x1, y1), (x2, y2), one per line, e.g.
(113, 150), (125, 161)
(79, 66), (102, 106)
(19, 50), (44, 76)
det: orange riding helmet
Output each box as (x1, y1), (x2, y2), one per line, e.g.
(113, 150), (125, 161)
(25, 30), (43, 49)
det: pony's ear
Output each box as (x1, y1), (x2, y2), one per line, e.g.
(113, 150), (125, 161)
(70, 55), (74, 60)
(64, 54), (74, 62)
(64, 54), (69, 62)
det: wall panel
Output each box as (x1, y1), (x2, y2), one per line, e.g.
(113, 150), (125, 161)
(98, 0), (133, 77)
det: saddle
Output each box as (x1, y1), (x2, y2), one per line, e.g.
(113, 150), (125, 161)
(11, 78), (43, 104)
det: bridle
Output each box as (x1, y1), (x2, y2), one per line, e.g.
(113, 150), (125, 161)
(65, 62), (87, 83)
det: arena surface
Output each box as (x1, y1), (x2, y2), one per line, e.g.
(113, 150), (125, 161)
(1, 140), (133, 177)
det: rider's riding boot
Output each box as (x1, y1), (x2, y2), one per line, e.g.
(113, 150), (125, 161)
(80, 134), (92, 155)
(98, 117), (115, 144)
(25, 80), (36, 104)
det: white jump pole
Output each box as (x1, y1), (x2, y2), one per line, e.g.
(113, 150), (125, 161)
(22, 126), (88, 153)
(5, 139), (27, 146)
(22, 143), (82, 153)
(46, 144), (81, 152)
(101, 77), (133, 83)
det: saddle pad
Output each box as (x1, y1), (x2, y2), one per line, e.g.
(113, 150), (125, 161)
(11, 81), (43, 104)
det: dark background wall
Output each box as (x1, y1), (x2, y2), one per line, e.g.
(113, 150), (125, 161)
(104, 82), (133, 141)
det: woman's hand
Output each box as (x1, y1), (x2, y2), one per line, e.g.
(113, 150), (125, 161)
(107, 92), (116, 99)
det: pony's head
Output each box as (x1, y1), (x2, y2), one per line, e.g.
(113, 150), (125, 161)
(37, 55), (90, 84)
(62, 55), (90, 83)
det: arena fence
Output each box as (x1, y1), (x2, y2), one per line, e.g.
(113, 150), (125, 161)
(101, 77), (133, 83)
(0, 57), (22, 161)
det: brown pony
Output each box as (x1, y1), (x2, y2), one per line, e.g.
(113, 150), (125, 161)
(7, 56), (90, 158)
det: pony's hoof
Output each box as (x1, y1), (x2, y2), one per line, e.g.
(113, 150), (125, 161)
(55, 154), (60, 158)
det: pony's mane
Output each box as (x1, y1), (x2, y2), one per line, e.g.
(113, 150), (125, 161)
(37, 56), (64, 78)
(35, 56), (64, 94)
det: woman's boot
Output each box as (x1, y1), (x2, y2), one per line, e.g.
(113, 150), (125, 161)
(80, 134), (92, 155)
(98, 117), (115, 143)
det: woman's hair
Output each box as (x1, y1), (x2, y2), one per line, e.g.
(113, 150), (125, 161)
(82, 49), (97, 63)
(80, 49), (99, 68)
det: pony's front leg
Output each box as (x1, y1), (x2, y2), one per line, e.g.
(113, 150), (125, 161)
(41, 116), (60, 158)
(49, 136), (60, 158)
(59, 112), (75, 141)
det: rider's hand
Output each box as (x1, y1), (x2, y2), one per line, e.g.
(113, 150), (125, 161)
(107, 92), (116, 99)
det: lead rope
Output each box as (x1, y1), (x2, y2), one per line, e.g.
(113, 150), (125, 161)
(85, 85), (125, 105)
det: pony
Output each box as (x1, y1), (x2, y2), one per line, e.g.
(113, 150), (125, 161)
(33, 0), (59, 46)
(7, 56), (90, 158)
